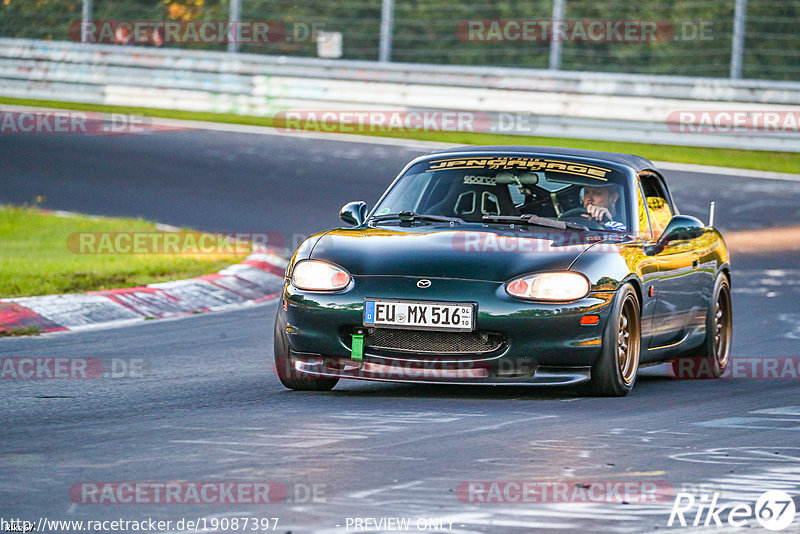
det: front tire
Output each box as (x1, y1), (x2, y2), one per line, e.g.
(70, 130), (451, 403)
(588, 284), (641, 397)
(671, 274), (732, 379)
(273, 306), (338, 391)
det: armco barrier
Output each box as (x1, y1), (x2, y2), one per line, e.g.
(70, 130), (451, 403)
(1, 37), (799, 151)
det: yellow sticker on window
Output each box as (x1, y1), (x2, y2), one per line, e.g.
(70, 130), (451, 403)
(426, 157), (612, 180)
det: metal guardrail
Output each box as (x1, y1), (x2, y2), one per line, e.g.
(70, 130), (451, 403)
(1, 38), (799, 152)
(4, 38), (800, 102)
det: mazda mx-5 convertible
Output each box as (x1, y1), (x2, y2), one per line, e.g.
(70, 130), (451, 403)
(274, 146), (732, 396)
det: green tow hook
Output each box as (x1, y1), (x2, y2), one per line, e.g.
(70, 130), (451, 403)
(351, 333), (364, 361)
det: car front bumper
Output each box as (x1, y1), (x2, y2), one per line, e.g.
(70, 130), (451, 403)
(282, 275), (617, 384)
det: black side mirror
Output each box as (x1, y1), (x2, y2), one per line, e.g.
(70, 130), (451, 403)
(645, 215), (705, 255)
(340, 201), (367, 226)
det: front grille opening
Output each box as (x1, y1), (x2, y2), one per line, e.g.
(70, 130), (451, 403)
(362, 328), (504, 355)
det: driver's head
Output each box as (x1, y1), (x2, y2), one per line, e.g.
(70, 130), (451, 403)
(583, 184), (620, 214)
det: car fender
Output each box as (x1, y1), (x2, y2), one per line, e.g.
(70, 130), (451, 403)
(567, 240), (647, 294)
(287, 230), (336, 278)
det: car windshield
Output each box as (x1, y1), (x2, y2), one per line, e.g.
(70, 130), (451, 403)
(372, 155), (631, 232)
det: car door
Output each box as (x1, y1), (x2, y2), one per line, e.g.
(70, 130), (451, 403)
(641, 172), (705, 348)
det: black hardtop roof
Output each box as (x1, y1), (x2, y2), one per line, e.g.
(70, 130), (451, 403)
(427, 145), (656, 173)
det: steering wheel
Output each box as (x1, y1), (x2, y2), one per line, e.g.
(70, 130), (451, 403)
(557, 207), (606, 230)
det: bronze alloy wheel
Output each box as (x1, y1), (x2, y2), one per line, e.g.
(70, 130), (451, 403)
(617, 294), (641, 385)
(588, 284), (641, 396)
(714, 282), (732, 368)
(670, 274), (732, 380)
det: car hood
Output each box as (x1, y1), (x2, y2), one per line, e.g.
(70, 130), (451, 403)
(308, 224), (607, 282)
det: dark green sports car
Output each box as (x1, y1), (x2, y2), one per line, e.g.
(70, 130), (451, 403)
(274, 146), (732, 396)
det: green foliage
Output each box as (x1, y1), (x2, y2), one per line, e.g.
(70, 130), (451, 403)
(0, 0), (82, 41)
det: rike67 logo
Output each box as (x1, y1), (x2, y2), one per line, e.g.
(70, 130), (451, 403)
(668, 490), (796, 530)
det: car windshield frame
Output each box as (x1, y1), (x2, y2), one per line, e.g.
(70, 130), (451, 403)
(369, 153), (639, 234)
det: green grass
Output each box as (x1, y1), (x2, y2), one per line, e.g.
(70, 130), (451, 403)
(2, 96), (798, 174)
(0, 326), (42, 338)
(0, 206), (248, 298)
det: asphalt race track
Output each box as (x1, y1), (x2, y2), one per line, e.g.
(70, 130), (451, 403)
(2, 127), (800, 533)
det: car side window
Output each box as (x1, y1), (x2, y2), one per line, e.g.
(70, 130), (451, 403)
(639, 173), (673, 238)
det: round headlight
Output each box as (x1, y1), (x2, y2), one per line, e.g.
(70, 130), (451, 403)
(506, 272), (590, 301)
(291, 260), (351, 291)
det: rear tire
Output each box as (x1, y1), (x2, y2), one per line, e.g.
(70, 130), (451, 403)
(587, 284), (641, 397)
(273, 306), (338, 391)
(671, 274), (731, 379)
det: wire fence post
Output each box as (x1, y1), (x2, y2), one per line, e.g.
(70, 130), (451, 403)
(549, 0), (565, 70)
(379, 0), (395, 62)
(81, 0), (93, 43)
(228, 0), (241, 53)
(730, 0), (748, 79)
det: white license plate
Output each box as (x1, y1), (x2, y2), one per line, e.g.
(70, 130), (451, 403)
(363, 299), (475, 332)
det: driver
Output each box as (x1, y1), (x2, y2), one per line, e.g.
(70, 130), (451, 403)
(582, 184), (626, 231)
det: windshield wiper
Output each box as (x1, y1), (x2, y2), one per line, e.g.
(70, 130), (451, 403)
(482, 214), (588, 231)
(369, 211), (465, 224)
